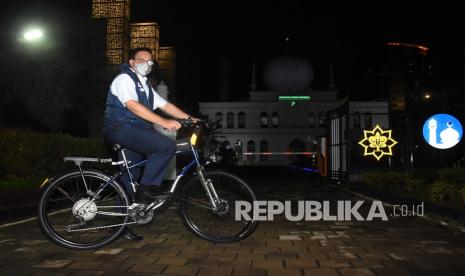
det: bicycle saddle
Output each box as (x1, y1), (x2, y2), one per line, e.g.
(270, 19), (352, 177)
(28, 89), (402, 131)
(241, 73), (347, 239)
(112, 144), (123, 151)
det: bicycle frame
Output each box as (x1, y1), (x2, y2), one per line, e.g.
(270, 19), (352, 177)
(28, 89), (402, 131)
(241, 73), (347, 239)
(86, 133), (221, 215)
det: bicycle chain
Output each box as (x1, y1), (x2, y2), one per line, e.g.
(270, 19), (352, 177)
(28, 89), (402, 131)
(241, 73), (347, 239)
(66, 220), (138, 232)
(66, 205), (137, 232)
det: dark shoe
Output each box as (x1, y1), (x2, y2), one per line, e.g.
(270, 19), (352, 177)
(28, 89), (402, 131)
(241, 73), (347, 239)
(122, 227), (143, 241)
(148, 184), (171, 194)
(134, 185), (169, 204)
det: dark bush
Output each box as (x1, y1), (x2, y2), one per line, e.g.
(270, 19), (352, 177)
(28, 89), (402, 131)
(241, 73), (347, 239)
(360, 171), (404, 193)
(402, 172), (429, 199)
(0, 128), (108, 189)
(359, 168), (465, 209)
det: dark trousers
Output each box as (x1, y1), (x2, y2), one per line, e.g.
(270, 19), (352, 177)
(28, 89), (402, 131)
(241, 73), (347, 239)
(104, 122), (176, 192)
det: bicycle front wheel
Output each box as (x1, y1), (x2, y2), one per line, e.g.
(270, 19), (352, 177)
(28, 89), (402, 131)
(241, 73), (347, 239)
(38, 169), (130, 250)
(179, 171), (258, 243)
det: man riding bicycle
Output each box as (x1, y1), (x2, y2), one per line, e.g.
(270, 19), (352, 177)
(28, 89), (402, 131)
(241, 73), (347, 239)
(102, 47), (195, 241)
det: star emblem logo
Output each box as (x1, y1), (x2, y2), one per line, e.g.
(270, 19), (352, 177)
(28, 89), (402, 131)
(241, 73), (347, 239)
(358, 125), (398, 161)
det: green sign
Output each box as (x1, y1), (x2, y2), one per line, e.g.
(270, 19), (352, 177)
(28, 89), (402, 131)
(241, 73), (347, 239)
(279, 96), (310, 107)
(278, 96), (311, 101)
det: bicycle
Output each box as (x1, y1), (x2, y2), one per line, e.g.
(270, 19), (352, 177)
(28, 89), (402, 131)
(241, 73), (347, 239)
(37, 119), (258, 250)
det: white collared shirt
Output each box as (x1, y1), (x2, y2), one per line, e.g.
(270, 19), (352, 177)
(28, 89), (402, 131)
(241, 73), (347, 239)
(110, 71), (167, 110)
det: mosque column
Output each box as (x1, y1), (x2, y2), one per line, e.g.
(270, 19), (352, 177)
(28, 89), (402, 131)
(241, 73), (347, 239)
(153, 81), (177, 181)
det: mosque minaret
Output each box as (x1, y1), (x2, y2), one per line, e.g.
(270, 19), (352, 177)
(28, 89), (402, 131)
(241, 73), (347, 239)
(428, 117), (437, 146)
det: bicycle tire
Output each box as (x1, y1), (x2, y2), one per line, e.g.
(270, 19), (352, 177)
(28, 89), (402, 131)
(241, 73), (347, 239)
(178, 171), (258, 243)
(38, 169), (130, 250)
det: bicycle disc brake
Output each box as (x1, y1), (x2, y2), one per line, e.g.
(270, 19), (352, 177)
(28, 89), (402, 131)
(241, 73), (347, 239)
(214, 199), (229, 216)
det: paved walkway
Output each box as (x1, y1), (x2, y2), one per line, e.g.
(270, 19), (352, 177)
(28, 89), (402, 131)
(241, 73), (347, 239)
(1, 170), (465, 276)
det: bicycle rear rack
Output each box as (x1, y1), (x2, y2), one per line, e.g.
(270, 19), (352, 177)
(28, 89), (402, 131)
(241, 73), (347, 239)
(63, 157), (124, 166)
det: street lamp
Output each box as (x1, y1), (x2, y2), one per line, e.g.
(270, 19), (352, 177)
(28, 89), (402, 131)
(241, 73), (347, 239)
(422, 91), (432, 100)
(22, 28), (44, 42)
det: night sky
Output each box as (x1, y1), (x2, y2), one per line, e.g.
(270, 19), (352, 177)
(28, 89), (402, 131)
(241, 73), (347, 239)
(1, 0), (465, 127)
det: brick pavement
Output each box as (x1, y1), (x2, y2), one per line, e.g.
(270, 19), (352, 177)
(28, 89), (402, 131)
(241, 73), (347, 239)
(1, 171), (465, 275)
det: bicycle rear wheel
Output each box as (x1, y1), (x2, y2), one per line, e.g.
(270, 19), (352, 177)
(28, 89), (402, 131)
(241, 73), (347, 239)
(38, 169), (130, 250)
(179, 171), (258, 243)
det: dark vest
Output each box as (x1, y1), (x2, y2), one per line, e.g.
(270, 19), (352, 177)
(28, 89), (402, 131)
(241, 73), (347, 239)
(103, 64), (155, 131)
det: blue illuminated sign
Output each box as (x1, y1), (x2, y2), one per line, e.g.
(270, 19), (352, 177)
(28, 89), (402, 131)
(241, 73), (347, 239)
(422, 114), (462, 149)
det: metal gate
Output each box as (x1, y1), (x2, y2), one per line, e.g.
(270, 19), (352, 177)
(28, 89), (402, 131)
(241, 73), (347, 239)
(328, 102), (348, 185)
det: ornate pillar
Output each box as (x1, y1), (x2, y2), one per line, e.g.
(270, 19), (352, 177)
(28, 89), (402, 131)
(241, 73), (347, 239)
(92, 0), (130, 75)
(130, 23), (160, 64)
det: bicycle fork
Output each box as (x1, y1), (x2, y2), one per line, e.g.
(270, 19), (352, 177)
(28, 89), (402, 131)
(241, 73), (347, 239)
(196, 167), (221, 210)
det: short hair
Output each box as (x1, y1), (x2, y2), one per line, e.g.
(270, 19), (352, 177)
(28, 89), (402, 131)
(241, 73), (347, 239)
(129, 47), (153, 61)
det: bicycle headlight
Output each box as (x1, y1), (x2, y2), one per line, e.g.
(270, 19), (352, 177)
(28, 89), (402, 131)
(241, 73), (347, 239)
(190, 133), (198, 145)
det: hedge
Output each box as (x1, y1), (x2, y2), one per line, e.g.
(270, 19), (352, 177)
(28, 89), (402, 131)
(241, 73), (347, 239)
(0, 128), (109, 189)
(360, 168), (465, 209)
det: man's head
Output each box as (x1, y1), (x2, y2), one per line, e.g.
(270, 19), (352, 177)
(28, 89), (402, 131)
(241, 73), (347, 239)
(129, 47), (154, 77)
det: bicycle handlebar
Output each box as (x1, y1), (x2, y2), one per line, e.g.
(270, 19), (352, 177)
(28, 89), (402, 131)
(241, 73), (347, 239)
(177, 118), (206, 128)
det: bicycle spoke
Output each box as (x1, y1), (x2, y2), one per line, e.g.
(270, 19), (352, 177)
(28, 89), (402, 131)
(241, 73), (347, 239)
(183, 197), (213, 210)
(55, 186), (76, 203)
(99, 190), (116, 202)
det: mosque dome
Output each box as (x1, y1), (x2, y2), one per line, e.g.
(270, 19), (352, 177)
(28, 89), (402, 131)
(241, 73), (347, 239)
(263, 55), (314, 91)
(439, 122), (460, 147)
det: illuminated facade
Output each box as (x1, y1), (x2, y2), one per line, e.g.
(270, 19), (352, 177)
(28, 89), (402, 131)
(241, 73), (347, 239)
(130, 23), (160, 63)
(92, 0), (131, 74)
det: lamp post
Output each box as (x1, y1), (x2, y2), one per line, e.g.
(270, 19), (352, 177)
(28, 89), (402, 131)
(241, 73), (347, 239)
(23, 28), (44, 42)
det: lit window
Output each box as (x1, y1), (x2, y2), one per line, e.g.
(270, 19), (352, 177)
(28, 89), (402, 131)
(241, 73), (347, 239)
(318, 111), (326, 128)
(260, 112), (268, 128)
(272, 112), (279, 128)
(308, 111), (315, 127)
(226, 112), (234, 129)
(215, 112), (223, 128)
(238, 111), (246, 128)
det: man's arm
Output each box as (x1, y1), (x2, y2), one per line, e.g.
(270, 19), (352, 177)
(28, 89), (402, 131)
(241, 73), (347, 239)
(159, 103), (190, 120)
(126, 100), (181, 130)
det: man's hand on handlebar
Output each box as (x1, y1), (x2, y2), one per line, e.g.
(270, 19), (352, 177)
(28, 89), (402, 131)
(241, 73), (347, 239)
(178, 117), (205, 128)
(161, 119), (182, 131)
(160, 116), (205, 131)
(190, 116), (200, 123)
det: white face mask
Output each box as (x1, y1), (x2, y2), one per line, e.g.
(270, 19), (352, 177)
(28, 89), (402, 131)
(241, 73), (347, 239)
(134, 62), (152, 76)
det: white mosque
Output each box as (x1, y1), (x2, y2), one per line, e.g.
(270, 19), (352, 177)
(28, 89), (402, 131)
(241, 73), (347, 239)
(198, 54), (388, 167)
